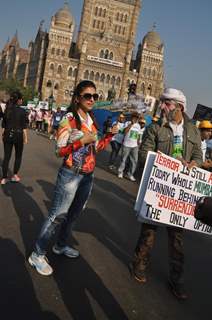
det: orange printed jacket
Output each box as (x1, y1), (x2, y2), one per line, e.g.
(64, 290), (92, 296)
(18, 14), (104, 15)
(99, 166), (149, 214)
(56, 112), (113, 174)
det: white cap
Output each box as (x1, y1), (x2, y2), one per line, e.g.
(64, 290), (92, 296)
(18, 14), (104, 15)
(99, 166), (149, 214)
(160, 88), (187, 111)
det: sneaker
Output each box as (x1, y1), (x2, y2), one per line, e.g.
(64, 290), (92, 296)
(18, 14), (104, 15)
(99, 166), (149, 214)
(118, 172), (123, 179)
(109, 165), (115, 170)
(128, 175), (136, 182)
(28, 252), (53, 276)
(52, 245), (79, 258)
(0, 178), (8, 185)
(168, 280), (188, 300)
(11, 174), (21, 182)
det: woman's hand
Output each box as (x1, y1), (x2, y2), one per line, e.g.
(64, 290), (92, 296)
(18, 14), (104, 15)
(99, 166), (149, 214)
(80, 132), (96, 145)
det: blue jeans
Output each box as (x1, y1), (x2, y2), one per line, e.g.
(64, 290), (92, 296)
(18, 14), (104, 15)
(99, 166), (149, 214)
(35, 166), (93, 255)
(118, 146), (138, 176)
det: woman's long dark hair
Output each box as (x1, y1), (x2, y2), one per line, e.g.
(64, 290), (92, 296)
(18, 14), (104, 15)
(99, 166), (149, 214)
(4, 91), (23, 121)
(67, 80), (99, 130)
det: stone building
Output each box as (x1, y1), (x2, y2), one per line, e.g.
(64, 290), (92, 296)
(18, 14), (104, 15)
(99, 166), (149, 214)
(0, 32), (29, 84)
(0, 0), (164, 106)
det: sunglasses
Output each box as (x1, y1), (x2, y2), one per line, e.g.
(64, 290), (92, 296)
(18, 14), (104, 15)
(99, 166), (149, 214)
(79, 93), (99, 101)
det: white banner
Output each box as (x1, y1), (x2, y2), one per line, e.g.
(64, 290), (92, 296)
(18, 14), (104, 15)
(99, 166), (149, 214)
(38, 101), (49, 110)
(135, 151), (212, 235)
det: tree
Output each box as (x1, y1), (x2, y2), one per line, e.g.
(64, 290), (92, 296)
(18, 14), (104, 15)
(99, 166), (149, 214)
(0, 79), (37, 104)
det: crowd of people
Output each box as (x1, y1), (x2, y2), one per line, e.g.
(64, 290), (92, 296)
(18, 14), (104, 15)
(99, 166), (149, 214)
(28, 106), (64, 140)
(1, 82), (212, 302)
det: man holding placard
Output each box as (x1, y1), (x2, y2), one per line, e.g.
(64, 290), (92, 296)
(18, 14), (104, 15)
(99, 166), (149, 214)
(132, 88), (203, 300)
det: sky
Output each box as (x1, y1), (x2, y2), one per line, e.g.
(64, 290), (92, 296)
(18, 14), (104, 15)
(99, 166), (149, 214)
(0, 0), (211, 116)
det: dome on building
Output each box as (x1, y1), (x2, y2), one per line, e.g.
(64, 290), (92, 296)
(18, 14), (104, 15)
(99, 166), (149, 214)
(143, 30), (162, 47)
(54, 2), (74, 27)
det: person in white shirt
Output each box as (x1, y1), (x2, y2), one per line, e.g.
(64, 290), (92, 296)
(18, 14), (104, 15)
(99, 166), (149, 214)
(118, 112), (142, 181)
(108, 113), (126, 169)
(198, 120), (212, 169)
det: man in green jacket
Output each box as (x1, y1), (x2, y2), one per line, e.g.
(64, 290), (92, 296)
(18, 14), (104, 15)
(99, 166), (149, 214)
(132, 88), (203, 300)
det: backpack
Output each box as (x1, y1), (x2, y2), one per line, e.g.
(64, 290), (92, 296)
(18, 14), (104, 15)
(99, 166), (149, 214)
(194, 197), (212, 227)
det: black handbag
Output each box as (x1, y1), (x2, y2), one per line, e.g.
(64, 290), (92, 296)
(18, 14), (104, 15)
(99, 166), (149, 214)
(194, 197), (212, 227)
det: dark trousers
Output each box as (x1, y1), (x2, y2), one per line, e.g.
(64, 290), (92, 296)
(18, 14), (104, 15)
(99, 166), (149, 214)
(109, 141), (122, 166)
(133, 223), (184, 284)
(2, 132), (24, 178)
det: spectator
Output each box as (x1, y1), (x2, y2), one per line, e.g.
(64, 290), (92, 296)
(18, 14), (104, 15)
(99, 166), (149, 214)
(28, 80), (118, 276)
(108, 113), (126, 170)
(131, 88), (202, 300)
(1, 91), (28, 184)
(118, 112), (141, 182)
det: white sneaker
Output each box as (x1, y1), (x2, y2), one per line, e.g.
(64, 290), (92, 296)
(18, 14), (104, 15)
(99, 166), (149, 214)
(11, 174), (21, 182)
(129, 175), (136, 182)
(118, 172), (123, 179)
(28, 252), (53, 276)
(0, 178), (8, 185)
(52, 245), (79, 258)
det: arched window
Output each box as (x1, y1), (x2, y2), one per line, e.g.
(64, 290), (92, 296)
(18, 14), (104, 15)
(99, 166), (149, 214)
(116, 77), (121, 86)
(49, 63), (54, 71)
(124, 14), (128, 23)
(61, 50), (65, 57)
(54, 83), (59, 90)
(73, 68), (77, 78)
(57, 65), (62, 75)
(147, 68), (151, 77)
(68, 67), (73, 77)
(56, 49), (60, 56)
(100, 49), (104, 58)
(99, 8), (102, 17)
(152, 69), (156, 78)
(111, 76), (115, 85)
(95, 72), (100, 81)
(116, 12), (119, 21)
(46, 80), (52, 88)
(106, 74), (110, 84)
(147, 84), (152, 95)
(104, 49), (109, 59)
(95, 7), (98, 16)
(100, 73), (105, 83)
(103, 9), (106, 17)
(109, 52), (113, 60)
(143, 67), (147, 75)
(90, 71), (94, 80)
(120, 14), (123, 22)
(84, 70), (89, 79)
(141, 83), (145, 93)
(51, 48), (55, 55)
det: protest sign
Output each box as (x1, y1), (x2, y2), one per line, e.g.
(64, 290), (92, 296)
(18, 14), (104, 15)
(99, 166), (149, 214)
(193, 104), (212, 121)
(38, 101), (49, 110)
(135, 151), (212, 235)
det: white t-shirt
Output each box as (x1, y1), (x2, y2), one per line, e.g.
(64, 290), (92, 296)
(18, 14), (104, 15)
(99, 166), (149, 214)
(111, 121), (126, 144)
(201, 140), (207, 161)
(123, 122), (142, 148)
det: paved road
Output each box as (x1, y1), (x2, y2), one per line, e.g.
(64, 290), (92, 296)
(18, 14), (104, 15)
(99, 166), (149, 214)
(0, 131), (211, 320)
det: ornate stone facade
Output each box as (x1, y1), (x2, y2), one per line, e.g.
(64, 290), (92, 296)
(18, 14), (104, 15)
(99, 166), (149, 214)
(0, 1), (165, 106)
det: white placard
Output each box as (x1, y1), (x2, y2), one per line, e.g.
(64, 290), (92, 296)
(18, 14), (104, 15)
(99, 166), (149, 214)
(135, 151), (212, 235)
